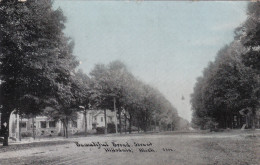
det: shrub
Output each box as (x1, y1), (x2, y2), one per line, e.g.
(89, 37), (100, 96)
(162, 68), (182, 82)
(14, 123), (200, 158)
(107, 123), (116, 133)
(21, 132), (32, 137)
(131, 126), (139, 132)
(96, 127), (105, 134)
(205, 120), (218, 131)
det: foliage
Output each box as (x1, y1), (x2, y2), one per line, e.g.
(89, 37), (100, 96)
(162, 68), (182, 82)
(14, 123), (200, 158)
(96, 127), (105, 134)
(0, 0), (82, 141)
(89, 60), (180, 132)
(191, 2), (260, 129)
(0, 1), (182, 143)
(107, 123), (116, 133)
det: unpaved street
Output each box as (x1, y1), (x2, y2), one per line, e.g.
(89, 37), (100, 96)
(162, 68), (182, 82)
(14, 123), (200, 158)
(0, 132), (259, 165)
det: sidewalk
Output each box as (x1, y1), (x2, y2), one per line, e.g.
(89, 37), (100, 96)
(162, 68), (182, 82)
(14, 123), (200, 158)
(5, 131), (153, 146)
(7, 137), (69, 145)
(5, 129), (260, 146)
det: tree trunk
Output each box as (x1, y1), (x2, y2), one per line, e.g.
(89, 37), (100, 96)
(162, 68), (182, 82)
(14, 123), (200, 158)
(65, 124), (68, 138)
(32, 116), (35, 140)
(128, 113), (132, 134)
(137, 120), (140, 133)
(252, 113), (255, 130)
(104, 109), (107, 134)
(65, 126), (67, 138)
(238, 115), (242, 128)
(16, 113), (20, 141)
(66, 118), (69, 138)
(62, 122), (65, 137)
(124, 113), (127, 134)
(154, 115), (157, 132)
(19, 117), (22, 141)
(63, 119), (68, 138)
(225, 113), (228, 129)
(1, 111), (11, 146)
(256, 119), (260, 128)
(119, 109), (122, 134)
(230, 114), (233, 129)
(149, 119), (152, 131)
(144, 116), (147, 132)
(113, 97), (118, 134)
(3, 126), (9, 146)
(158, 121), (161, 132)
(84, 109), (87, 136)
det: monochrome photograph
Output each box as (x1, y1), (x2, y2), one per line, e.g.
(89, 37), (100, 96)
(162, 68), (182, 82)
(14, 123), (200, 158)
(0, 0), (259, 164)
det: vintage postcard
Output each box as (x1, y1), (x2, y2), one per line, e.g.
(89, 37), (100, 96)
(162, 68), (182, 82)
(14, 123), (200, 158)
(0, 0), (259, 165)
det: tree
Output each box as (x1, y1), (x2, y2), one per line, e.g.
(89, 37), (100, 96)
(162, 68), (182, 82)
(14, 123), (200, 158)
(89, 64), (112, 134)
(89, 60), (180, 134)
(191, 41), (258, 129)
(0, 0), (78, 144)
(236, 2), (260, 128)
(73, 69), (91, 136)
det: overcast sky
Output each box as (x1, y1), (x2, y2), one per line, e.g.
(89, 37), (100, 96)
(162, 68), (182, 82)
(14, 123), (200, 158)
(54, 1), (248, 121)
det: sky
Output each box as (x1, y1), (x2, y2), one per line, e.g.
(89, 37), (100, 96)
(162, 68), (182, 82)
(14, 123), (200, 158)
(54, 1), (248, 122)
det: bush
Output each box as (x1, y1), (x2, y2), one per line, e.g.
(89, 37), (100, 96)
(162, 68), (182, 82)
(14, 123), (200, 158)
(205, 120), (218, 131)
(131, 126), (139, 132)
(107, 123), (116, 133)
(21, 132), (32, 137)
(96, 127), (105, 134)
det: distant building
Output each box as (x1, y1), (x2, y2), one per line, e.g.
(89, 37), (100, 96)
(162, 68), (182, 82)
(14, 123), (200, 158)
(91, 110), (115, 129)
(8, 110), (116, 138)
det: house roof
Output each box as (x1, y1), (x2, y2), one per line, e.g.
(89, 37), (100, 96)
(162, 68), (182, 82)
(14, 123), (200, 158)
(91, 110), (114, 117)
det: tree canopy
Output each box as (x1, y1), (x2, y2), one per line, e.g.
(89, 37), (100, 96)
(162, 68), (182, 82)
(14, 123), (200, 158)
(191, 2), (260, 129)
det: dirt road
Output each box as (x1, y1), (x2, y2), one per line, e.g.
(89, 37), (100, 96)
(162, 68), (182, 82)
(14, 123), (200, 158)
(0, 132), (259, 165)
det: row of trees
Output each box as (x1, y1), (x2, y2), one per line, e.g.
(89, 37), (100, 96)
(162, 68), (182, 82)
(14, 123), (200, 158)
(0, 0), (181, 146)
(89, 61), (180, 134)
(191, 2), (260, 129)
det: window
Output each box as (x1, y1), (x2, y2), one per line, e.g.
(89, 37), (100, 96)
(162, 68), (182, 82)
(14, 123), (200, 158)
(49, 121), (56, 128)
(40, 121), (46, 128)
(20, 122), (26, 128)
(72, 121), (77, 128)
(101, 117), (103, 122)
(94, 117), (97, 121)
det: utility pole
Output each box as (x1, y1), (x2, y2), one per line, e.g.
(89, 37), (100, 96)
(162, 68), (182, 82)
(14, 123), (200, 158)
(79, 106), (87, 136)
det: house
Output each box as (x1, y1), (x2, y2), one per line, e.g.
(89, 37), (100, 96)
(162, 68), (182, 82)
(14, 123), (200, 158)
(9, 115), (61, 137)
(8, 109), (117, 139)
(91, 110), (115, 129)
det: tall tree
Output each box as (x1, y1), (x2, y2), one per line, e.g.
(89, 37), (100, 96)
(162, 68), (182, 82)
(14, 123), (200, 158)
(0, 0), (78, 144)
(236, 2), (260, 128)
(191, 42), (258, 129)
(73, 69), (91, 136)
